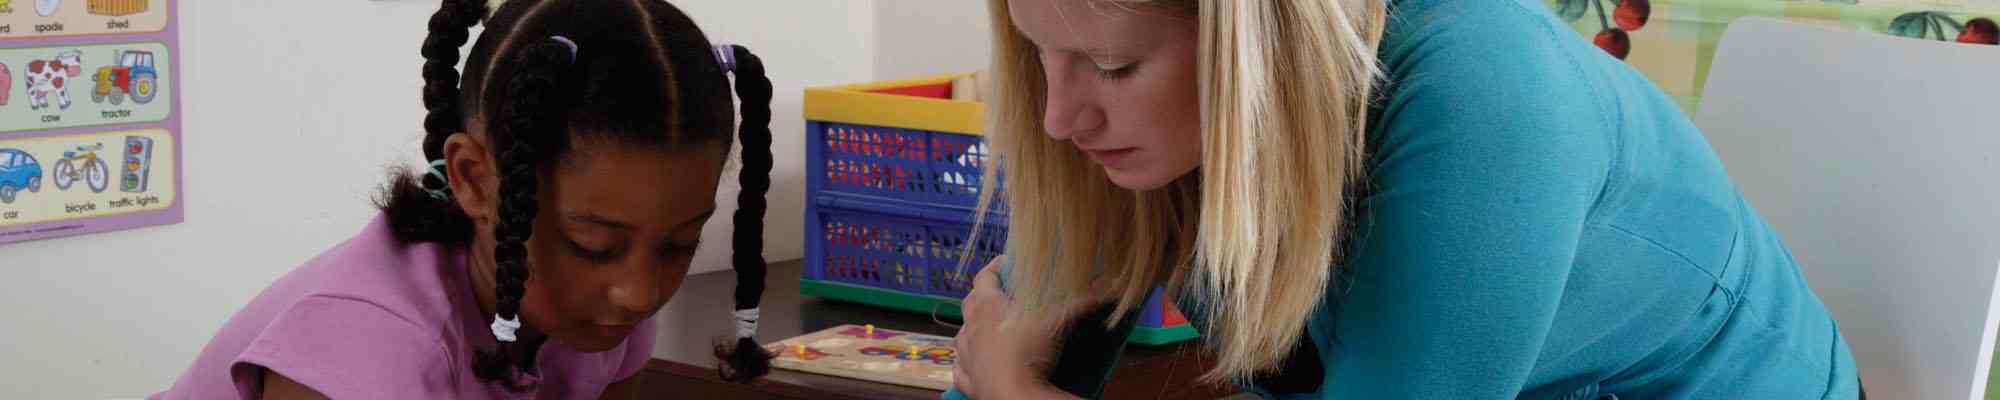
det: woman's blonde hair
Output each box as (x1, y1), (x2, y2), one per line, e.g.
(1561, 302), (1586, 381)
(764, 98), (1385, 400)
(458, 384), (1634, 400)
(973, 0), (1388, 382)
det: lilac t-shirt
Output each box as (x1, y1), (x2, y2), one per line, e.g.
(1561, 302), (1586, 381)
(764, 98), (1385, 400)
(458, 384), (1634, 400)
(153, 215), (655, 399)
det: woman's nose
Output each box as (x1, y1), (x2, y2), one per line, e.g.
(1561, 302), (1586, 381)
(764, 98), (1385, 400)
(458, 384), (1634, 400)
(1041, 63), (1106, 141)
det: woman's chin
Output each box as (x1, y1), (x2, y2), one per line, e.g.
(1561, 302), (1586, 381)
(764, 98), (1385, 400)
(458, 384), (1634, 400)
(1104, 168), (1165, 190)
(1103, 165), (1193, 191)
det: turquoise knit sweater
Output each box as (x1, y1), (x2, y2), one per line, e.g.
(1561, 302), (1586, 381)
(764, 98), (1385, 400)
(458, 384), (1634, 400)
(949, 1), (1858, 398)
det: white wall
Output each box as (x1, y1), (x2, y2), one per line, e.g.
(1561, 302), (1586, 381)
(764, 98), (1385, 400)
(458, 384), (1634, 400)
(873, 0), (992, 80)
(0, 1), (872, 398)
(675, 1), (873, 276)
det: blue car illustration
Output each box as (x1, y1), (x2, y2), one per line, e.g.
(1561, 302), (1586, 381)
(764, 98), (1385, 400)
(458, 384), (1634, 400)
(0, 148), (44, 204)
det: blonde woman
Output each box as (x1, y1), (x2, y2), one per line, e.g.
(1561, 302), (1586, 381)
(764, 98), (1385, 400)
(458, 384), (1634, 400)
(946, 0), (1862, 399)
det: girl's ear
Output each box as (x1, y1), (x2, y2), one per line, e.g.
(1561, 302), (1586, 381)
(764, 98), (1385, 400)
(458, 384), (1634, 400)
(443, 132), (499, 225)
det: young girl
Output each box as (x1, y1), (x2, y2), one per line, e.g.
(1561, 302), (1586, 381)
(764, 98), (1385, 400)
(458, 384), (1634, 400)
(153, 0), (777, 398)
(949, 0), (1860, 399)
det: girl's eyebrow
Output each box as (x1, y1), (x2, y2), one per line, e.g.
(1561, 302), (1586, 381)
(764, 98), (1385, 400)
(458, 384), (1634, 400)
(565, 213), (633, 231)
(565, 208), (716, 232)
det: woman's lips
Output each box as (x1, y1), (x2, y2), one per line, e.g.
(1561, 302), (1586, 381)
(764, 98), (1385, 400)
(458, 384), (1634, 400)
(1084, 147), (1136, 166)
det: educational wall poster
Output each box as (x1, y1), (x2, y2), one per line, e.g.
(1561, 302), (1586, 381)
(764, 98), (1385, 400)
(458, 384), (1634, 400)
(0, 0), (180, 244)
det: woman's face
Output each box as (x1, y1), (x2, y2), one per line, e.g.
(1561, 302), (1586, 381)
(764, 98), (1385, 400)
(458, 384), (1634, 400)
(516, 141), (724, 352)
(1009, 0), (1202, 190)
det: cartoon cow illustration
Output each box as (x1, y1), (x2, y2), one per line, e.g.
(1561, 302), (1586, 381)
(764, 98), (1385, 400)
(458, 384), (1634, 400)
(26, 50), (81, 111)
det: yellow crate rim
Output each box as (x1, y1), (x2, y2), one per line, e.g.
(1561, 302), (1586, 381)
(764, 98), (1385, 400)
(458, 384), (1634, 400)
(804, 73), (987, 136)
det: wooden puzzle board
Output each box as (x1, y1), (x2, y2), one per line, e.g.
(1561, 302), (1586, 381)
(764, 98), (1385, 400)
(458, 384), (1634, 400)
(765, 324), (956, 391)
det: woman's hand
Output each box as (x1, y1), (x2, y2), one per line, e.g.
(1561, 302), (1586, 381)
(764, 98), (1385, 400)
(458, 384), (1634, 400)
(951, 261), (1082, 399)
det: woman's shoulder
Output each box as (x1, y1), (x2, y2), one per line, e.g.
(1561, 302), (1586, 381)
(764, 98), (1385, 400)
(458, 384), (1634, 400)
(1384, 0), (1588, 53)
(1378, 0), (1613, 103)
(1368, 0), (1634, 164)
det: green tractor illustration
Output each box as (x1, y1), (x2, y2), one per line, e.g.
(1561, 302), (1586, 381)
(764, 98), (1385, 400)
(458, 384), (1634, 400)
(92, 50), (158, 106)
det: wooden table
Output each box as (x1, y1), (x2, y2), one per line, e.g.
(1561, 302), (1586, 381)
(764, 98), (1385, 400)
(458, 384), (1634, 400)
(638, 260), (1237, 399)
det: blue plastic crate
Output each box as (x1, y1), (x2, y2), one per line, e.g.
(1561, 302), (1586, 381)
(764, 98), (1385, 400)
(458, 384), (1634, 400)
(806, 121), (998, 210)
(805, 192), (1005, 299)
(802, 192), (1198, 345)
(799, 79), (1194, 344)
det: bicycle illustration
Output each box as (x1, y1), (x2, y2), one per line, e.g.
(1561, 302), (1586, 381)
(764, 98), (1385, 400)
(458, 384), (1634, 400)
(54, 143), (109, 193)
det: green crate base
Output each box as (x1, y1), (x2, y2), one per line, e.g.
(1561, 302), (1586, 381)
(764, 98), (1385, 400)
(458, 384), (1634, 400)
(800, 279), (1199, 346)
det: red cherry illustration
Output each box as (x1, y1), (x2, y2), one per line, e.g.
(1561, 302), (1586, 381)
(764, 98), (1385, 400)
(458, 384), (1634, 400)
(1614, 0), (1651, 31)
(1959, 18), (1998, 45)
(1595, 29), (1631, 59)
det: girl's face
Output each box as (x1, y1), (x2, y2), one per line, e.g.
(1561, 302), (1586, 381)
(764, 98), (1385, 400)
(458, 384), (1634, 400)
(517, 141), (725, 352)
(1009, 0), (1202, 190)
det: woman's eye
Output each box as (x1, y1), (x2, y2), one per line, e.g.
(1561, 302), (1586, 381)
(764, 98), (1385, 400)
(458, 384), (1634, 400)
(1094, 62), (1136, 80)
